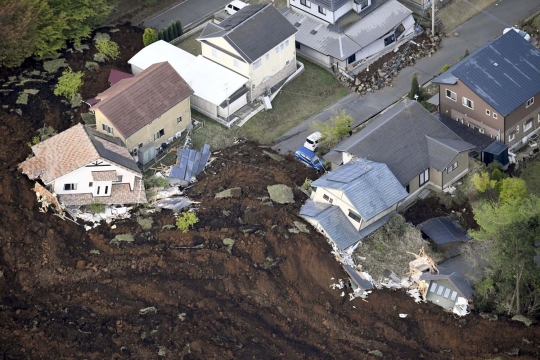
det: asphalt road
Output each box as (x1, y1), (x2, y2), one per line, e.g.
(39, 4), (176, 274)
(143, 0), (231, 29)
(271, 0), (540, 154)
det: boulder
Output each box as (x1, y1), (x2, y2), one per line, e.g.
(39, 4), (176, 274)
(215, 187), (242, 199)
(267, 184), (294, 204)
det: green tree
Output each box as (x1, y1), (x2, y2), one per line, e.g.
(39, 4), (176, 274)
(54, 67), (84, 100)
(95, 38), (120, 60)
(499, 177), (528, 205)
(167, 25), (175, 41)
(310, 110), (353, 152)
(409, 73), (421, 100)
(163, 28), (170, 42)
(441, 64), (450, 73)
(158, 29), (164, 41)
(170, 23), (178, 39)
(143, 28), (158, 46)
(174, 20), (183, 37)
(176, 212), (199, 233)
(472, 171), (496, 193)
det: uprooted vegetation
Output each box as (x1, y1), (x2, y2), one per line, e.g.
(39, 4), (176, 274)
(353, 213), (444, 279)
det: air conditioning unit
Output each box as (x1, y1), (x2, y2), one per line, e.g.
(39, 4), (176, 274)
(132, 148), (138, 156)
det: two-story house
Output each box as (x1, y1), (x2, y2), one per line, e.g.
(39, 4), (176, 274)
(324, 101), (474, 198)
(198, 4), (298, 100)
(90, 62), (194, 162)
(433, 30), (540, 150)
(300, 158), (408, 253)
(282, 0), (415, 71)
(19, 124), (146, 206)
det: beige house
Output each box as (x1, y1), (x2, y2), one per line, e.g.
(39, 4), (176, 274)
(90, 62), (194, 163)
(324, 101), (474, 200)
(198, 4), (297, 100)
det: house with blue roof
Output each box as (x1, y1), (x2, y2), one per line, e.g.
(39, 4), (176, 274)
(433, 30), (540, 150)
(300, 158), (408, 253)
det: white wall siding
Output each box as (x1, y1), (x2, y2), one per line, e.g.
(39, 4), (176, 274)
(297, 43), (332, 68)
(290, 0), (335, 23)
(191, 95), (218, 118)
(217, 93), (248, 118)
(333, 2), (354, 21)
(131, 64), (143, 76)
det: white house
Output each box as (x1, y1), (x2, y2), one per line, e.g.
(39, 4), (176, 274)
(128, 41), (249, 125)
(300, 158), (408, 253)
(283, 0), (415, 71)
(19, 124), (146, 206)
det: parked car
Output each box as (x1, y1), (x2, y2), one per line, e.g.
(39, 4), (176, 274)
(225, 0), (248, 15)
(304, 131), (322, 152)
(295, 146), (324, 171)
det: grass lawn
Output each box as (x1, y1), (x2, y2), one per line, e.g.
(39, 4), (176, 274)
(520, 161), (540, 197)
(239, 60), (349, 145)
(176, 31), (202, 56)
(437, 0), (498, 33)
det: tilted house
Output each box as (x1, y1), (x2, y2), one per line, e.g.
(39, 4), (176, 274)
(300, 158), (408, 253)
(282, 0), (415, 71)
(90, 62), (194, 162)
(433, 30), (540, 150)
(198, 4), (298, 100)
(19, 124), (146, 206)
(128, 41), (249, 125)
(420, 272), (474, 311)
(324, 101), (475, 198)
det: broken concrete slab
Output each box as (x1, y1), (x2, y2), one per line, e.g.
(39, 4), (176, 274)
(267, 184), (294, 204)
(293, 221), (310, 233)
(43, 58), (67, 73)
(215, 187), (242, 199)
(263, 150), (285, 162)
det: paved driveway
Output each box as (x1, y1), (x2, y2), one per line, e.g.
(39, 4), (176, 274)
(143, 0), (231, 29)
(272, 0), (540, 154)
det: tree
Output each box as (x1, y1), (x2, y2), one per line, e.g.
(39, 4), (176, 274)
(167, 25), (175, 41)
(409, 73), (421, 100)
(158, 29), (164, 41)
(174, 20), (183, 37)
(472, 171), (496, 193)
(499, 177), (528, 205)
(95, 38), (120, 60)
(54, 67), (84, 100)
(170, 23), (178, 39)
(310, 110), (353, 152)
(142, 28), (158, 46)
(163, 28), (170, 42)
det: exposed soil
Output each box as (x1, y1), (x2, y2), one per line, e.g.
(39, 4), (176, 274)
(403, 196), (478, 230)
(1, 25), (539, 359)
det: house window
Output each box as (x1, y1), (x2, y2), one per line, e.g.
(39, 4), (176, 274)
(348, 210), (362, 223)
(419, 169), (429, 186)
(450, 291), (458, 301)
(524, 119), (533, 132)
(275, 45), (280, 54)
(516, 125), (520, 134)
(115, 175), (123, 182)
(104, 186), (109, 195)
(280, 43), (285, 51)
(211, 48), (220, 58)
(429, 282), (438, 293)
(233, 59), (242, 69)
(347, 53), (356, 65)
(89, 182), (93, 187)
(295, 41), (301, 50)
(285, 39), (290, 47)
(448, 162), (458, 173)
(177, 116), (182, 123)
(509, 133), (515, 141)
(486, 109), (490, 116)
(102, 124), (114, 135)
(96, 186), (100, 195)
(436, 286), (444, 296)
(462, 97), (474, 109)
(318, 5), (326, 14)
(265, 53), (270, 61)
(395, 23), (405, 38)
(445, 89), (457, 101)
(384, 34), (395, 46)
(138, 143), (143, 148)
(493, 113), (498, 119)
(253, 59), (262, 70)
(154, 129), (165, 141)
(300, 0), (311, 8)
(323, 194), (333, 203)
(443, 288), (451, 299)
(64, 183), (77, 191)
(357, 0), (369, 10)
(526, 97), (534, 108)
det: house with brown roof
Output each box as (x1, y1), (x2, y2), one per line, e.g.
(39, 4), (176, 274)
(90, 62), (194, 162)
(19, 124), (147, 206)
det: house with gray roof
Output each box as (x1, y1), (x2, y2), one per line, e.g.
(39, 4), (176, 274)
(198, 4), (297, 101)
(282, 0), (415, 71)
(325, 101), (474, 198)
(300, 158), (408, 253)
(433, 30), (540, 150)
(420, 272), (474, 311)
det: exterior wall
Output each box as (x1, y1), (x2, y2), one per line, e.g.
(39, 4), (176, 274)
(296, 43), (333, 69)
(52, 160), (137, 195)
(333, 1), (354, 20)
(289, 0), (335, 23)
(442, 152), (469, 188)
(203, 37), (240, 55)
(217, 93), (248, 118)
(429, 167), (443, 188)
(201, 42), (250, 77)
(131, 64), (143, 75)
(504, 93), (540, 148)
(191, 95), (217, 119)
(425, 279), (458, 310)
(311, 187), (363, 230)
(251, 58), (297, 100)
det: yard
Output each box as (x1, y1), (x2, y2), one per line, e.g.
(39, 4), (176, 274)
(175, 30), (202, 56)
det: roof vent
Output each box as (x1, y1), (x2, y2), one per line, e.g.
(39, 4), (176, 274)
(310, 29), (317, 35)
(493, 62), (499, 67)
(294, 22), (301, 27)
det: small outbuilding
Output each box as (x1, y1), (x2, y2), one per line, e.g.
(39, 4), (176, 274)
(418, 216), (470, 257)
(420, 272), (473, 312)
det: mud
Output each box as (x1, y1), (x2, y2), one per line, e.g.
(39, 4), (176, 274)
(0, 26), (539, 359)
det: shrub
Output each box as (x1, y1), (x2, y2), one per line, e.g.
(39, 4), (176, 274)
(95, 38), (120, 60)
(54, 67), (84, 100)
(409, 73), (421, 100)
(175, 20), (183, 37)
(144, 175), (169, 188)
(486, 160), (504, 173)
(143, 28), (158, 47)
(441, 64), (450, 73)
(163, 28), (170, 42)
(171, 23), (178, 39)
(158, 29), (164, 41)
(86, 203), (106, 214)
(301, 178), (313, 195)
(167, 25), (175, 41)
(176, 211), (199, 233)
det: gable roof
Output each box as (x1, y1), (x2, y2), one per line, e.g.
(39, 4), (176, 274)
(128, 41), (248, 106)
(432, 30), (540, 116)
(199, 4), (297, 63)
(19, 124), (140, 184)
(92, 62), (193, 138)
(438, 114), (498, 152)
(420, 272), (474, 299)
(418, 217), (470, 245)
(312, 158), (408, 221)
(325, 101), (474, 185)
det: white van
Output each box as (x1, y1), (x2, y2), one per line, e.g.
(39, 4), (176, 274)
(225, 1), (248, 15)
(304, 132), (322, 152)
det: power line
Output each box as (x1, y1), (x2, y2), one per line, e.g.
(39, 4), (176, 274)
(461, 0), (512, 28)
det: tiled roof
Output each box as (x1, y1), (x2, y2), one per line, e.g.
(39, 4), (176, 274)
(199, 4), (297, 63)
(92, 62), (193, 138)
(417, 217), (470, 245)
(19, 124), (140, 184)
(420, 272), (474, 299)
(58, 179), (147, 205)
(426, 136), (475, 171)
(438, 114), (497, 152)
(92, 170), (118, 181)
(432, 30), (540, 116)
(327, 101), (473, 185)
(312, 159), (407, 221)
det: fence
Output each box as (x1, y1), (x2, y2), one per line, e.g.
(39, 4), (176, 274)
(170, 19), (215, 45)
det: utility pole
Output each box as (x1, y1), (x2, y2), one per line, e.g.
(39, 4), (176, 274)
(432, 0), (436, 35)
